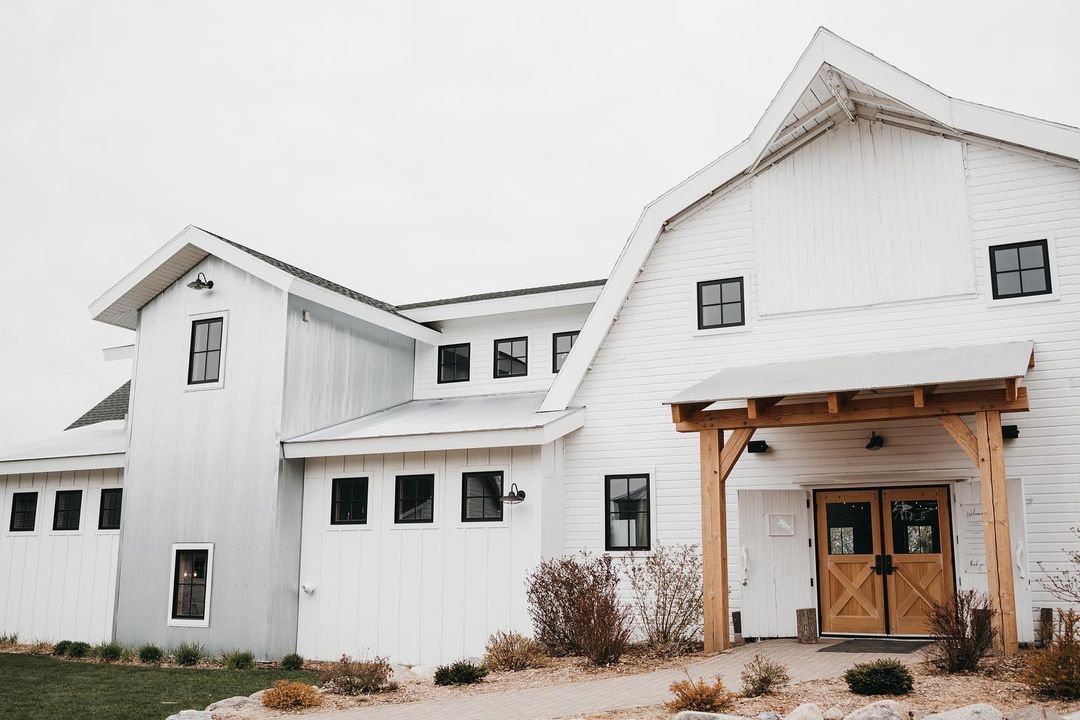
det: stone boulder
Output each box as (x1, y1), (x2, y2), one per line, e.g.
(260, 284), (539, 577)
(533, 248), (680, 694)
(825, 709), (845, 720)
(787, 704), (825, 720)
(760, 712), (782, 720)
(925, 705), (1004, 720)
(165, 712), (211, 720)
(672, 713), (750, 720)
(844, 700), (910, 720)
(1007, 707), (1064, 720)
(390, 664), (419, 682)
(409, 664), (438, 682)
(204, 696), (256, 712)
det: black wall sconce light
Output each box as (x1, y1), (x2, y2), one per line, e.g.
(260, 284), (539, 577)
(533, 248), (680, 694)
(187, 272), (214, 291)
(500, 483), (526, 505)
(1002, 425), (1020, 440)
(747, 440), (769, 453)
(865, 432), (885, 451)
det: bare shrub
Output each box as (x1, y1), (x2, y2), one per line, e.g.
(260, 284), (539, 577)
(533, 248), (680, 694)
(739, 653), (790, 697)
(1037, 527), (1080, 605)
(1023, 609), (1080, 699)
(622, 544), (703, 656)
(483, 631), (547, 671)
(320, 655), (396, 695)
(262, 680), (322, 709)
(576, 581), (632, 666)
(924, 589), (996, 673)
(665, 673), (735, 712)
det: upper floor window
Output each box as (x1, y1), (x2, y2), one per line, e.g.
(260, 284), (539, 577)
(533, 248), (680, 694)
(605, 474), (650, 551)
(461, 471), (504, 522)
(331, 477), (368, 525)
(98, 488), (123, 530)
(438, 343), (471, 384)
(53, 490), (82, 531)
(188, 317), (224, 385)
(990, 240), (1051, 299)
(552, 331), (579, 373)
(395, 474), (435, 524)
(9, 492), (37, 532)
(494, 337), (528, 378)
(697, 278), (745, 330)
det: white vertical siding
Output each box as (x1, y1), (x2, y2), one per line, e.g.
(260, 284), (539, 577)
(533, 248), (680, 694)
(0, 469), (122, 643)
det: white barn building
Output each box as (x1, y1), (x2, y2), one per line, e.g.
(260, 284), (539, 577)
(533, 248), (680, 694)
(1, 29), (1078, 662)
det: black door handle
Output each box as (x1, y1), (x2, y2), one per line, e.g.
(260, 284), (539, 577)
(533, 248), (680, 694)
(873, 555), (884, 575)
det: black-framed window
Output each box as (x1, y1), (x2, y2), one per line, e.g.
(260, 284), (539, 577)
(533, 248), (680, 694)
(494, 337), (528, 378)
(9, 492), (37, 532)
(552, 331), (579, 373)
(438, 343), (471, 384)
(395, 474), (435, 524)
(172, 549), (209, 620)
(188, 317), (224, 385)
(98, 488), (123, 530)
(989, 240), (1052, 299)
(605, 474), (650, 551)
(52, 490), (82, 531)
(331, 477), (369, 525)
(462, 471), (504, 522)
(697, 277), (745, 329)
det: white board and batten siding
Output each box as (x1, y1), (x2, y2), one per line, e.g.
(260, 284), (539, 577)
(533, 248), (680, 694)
(0, 469), (123, 643)
(562, 118), (1080, 639)
(297, 445), (554, 664)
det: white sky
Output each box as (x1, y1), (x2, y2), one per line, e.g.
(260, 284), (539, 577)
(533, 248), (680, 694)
(1, 1), (1077, 447)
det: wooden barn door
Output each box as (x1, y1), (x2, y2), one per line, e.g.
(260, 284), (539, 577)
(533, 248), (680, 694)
(816, 490), (886, 634)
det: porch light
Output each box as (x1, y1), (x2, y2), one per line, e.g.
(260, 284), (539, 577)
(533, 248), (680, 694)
(187, 272), (214, 291)
(500, 483), (526, 505)
(1002, 425), (1020, 440)
(865, 432), (885, 451)
(747, 440), (769, 453)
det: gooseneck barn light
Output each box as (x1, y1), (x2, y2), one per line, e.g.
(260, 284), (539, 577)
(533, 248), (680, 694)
(187, 272), (214, 291)
(865, 432), (885, 451)
(500, 483), (526, 505)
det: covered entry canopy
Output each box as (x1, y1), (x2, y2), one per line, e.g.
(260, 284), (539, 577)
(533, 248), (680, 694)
(668, 340), (1035, 657)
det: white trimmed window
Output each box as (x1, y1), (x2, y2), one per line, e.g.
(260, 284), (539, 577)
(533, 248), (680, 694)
(167, 543), (214, 627)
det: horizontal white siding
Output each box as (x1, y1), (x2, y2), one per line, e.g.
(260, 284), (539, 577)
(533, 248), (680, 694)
(0, 469), (122, 644)
(297, 445), (548, 664)
(413, 306), (592, 400)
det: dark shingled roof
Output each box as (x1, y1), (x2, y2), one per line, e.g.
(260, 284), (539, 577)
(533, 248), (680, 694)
(397, 279), (606, 310)
(67, 381), (131, 430)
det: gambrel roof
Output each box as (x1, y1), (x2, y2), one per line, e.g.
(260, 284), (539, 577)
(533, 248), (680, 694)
(539, 27), (1080, 412)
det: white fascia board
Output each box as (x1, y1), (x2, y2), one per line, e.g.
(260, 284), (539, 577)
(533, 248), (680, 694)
(399, 285), (603, 323)
(287, 280), (441, 345)
(102, 344), (135, 362)
(951, 100), (1080, 162)
(0, 453), (126, 475)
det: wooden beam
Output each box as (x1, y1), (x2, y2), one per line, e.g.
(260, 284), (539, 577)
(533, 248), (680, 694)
(1004, 378), (1019, 402)
(938, 415), (979, 465)
(720, 427), (755, 483)
(699, 429), (729, 653)
(671, 402), (709, 424)
(827, 392), (856, 414)
(747, 396), (782, 419)
(913, 386), (929, 408)
(974, 410), (1020, 657)
(674, 387), (1029, 432)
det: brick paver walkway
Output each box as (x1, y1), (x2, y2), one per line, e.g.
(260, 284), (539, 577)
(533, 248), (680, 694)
(300, 639), (924, 720)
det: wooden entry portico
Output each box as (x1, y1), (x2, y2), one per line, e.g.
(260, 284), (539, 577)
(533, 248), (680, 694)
(668, 341), (1035, 657)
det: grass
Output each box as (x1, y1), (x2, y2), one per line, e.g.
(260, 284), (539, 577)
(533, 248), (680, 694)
(0, 653), (319, 720)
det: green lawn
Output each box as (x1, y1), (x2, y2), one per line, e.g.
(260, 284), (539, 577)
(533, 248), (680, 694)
(0, 653), (320, 720)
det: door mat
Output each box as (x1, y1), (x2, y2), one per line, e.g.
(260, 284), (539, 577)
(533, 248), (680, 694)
(817, 639), (931, 654)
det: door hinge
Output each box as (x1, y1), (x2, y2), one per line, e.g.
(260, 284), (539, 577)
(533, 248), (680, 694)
(810, 578), (814, 587)
(808, 538), (812, 547)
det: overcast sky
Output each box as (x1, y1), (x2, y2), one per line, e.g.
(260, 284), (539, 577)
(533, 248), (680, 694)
(1, 1), (1077, 447)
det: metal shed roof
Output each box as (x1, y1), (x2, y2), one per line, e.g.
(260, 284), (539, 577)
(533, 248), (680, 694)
(0, 420), (128, 474)
(668, 340), (1034, 405)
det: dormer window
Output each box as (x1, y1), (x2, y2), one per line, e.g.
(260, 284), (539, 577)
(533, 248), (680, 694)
(697, 278), (745, 330)
(990, 240), (1051, 299)
(188, 317), (224, 385)
(494, 337), (528, 378)
(438, 343), (470, 384)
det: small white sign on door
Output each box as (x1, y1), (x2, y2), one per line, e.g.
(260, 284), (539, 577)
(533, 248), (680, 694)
(768, 513), (795, 536)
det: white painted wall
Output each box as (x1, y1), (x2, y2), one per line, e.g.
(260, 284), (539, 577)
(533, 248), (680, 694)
(297, 445), (553, 664)
(0, 468), (122, 643)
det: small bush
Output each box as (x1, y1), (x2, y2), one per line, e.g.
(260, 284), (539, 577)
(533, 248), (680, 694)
(434, 660), (488, 686)
(30, 642), (53, 655)
(68, 641), (92, 658)
(843, 658), (914, 695)
(0, 633), (18, 647)
(138, 644), (164, 663)
(666, 674), (735, 713)
(53, 640), (73, 656)
(1023, 608), (1080, 699)
(223, 649), (256, 670)
(623, 544), (704, 656)
(262, 680), (323, 710)
(483, 630), (547, 671)
(320, 655), (395, 695)
(280, 652), (305, 671)
(173, 642), (204, 666)
(740, 653), (790, 697)
(925, 589), (996, 673)
(95, 641), (125, 663)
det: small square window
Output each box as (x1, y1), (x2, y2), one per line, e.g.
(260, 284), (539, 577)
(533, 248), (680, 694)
(331, 477), (368, 525)
(552, 331), (579, 373)
(172, 549), (209, 620)
(438, 343), (470, 384)
(395, 474), (435, 524)
(188, 317), (224, 385)
(53, 490), (82, 531)
(605, 474), (650, 551)
(98, 488), (123, 530)
(462, 471), (504, 522)
(9, 492), (37, 532)
(494, 337), (528, 378)
(697, 278), (745, 329)
(990, 240), (1051, 299)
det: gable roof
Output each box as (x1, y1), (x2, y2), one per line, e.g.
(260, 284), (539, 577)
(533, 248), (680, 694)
(67, 381), (131, 430)
(539, 27), (1080, 412)
(90, 226), (441, 344)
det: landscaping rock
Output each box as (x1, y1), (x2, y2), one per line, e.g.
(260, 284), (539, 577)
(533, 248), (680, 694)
(844, 701), (910, 720)
(165, 712), (211, 720)
(787, 704), (825, 720)
(391, 664), (419, 682)
(1007, 707), (1064, 720)
(1063, 713), (1080, 720)
(672, 713), (750, 720)
(760, 712), (782, 720)
(204, 696), (256, 712)
(409, 664), (437, 682)
(247, 690), (265, 702)
(825, 709), (845, 720)
(925, 705), (1004, 720)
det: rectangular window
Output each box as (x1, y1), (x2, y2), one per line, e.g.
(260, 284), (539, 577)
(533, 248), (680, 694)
(605, 474), (650, 551)
(9, 492), (37, 532)
(52, 490), (82, 531)
(188, 317), (224, 384)
(552, 331), (579, 373)
(438, 343), (471, 384)
(990, 240), (1052, 299)
(172, 549), (209, 620)
(98, 488), (123, 530)
(494, 337), (528, 378)
(331, 477), (369, 525)
(461, 471), (504, 522)
(395, 474), (435, 524)
(697, 277), (745, 329)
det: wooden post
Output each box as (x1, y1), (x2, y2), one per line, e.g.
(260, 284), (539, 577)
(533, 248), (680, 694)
(974, 410), (1020, 656)
(700, 428), (728, 653)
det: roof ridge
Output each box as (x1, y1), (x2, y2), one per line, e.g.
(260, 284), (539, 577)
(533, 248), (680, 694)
(397, 279), (606, 310)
